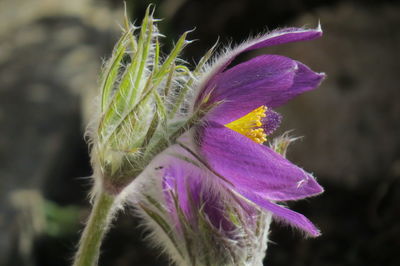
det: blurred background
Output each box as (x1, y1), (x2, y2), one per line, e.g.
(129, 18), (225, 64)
(0, 0), (399, 265)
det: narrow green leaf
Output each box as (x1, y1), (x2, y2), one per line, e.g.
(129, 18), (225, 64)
(100, 31), (130, 111)
(101, 74), (155, 145)
(169, 83), (190, 118)
(194, 39), (218, 75)
(170, 192), (195, 263)
(139, 202), (184, 257)
(168, 40), (217, 118)
(131, 9), (154, 105)
(153, 38), (160, 73)
(139, 105), (159, 149)
(153, 31), (191, 87)
(163, 62), (175, 97)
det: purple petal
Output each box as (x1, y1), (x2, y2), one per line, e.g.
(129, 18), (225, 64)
(237, 189), (321, 237)
(195, 27), (323, 107)
(244, 27), (322, 51)
(196, 122), (324, 201)
(203, 55), (324, 124)
(162, 156), (202, 220)
(161, 146), (233, 231)
(268, 60), (325, 108)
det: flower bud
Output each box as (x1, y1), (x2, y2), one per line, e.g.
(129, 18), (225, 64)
(87, 7), (197, 194)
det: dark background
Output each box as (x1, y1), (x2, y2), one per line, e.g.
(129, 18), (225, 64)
(1, 0), (399, 265)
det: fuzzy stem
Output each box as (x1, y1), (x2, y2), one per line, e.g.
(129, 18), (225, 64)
(73, 190), (116, 266)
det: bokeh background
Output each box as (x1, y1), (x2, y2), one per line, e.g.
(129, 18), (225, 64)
(1, 0), (399, 265)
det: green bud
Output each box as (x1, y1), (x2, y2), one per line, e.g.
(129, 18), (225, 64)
(87, 6), (200, 194)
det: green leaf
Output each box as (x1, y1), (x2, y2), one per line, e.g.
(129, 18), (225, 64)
(100, 31), (130, 111)
(153, 31), (192, 87)
(139, 202), (184, 257)
(43, 200), (81, 237)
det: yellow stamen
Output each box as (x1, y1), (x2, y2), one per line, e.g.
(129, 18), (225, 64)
(225, 105), (268, 144)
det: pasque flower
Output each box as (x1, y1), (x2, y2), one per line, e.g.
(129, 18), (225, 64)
(190, 27), (325, 236)
(139, 27), (325, 265)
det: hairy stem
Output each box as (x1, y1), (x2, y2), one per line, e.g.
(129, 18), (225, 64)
(73, 190), (116, 266)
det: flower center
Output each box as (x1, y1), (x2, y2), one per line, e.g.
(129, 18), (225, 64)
(225, 105), (281, 144)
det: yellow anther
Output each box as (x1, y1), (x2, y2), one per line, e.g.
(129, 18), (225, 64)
(225, 105), (268, 144)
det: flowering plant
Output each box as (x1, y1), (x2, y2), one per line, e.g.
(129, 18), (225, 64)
(73, 6), (324, 266)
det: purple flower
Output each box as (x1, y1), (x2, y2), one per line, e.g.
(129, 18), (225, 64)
(183, 27), (324, 237)
(138, 27), (325, 264)
(156, 146), (271, 265)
